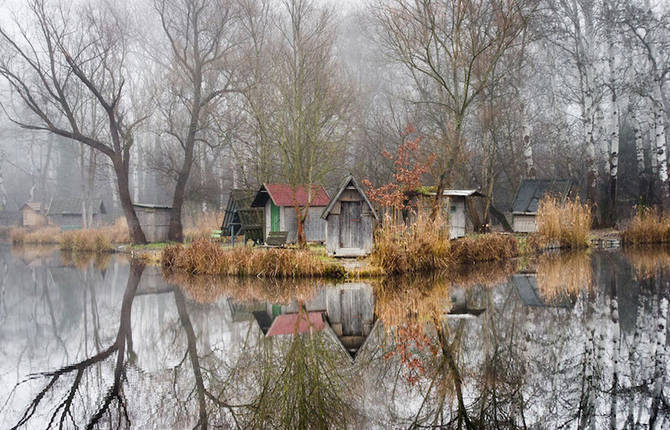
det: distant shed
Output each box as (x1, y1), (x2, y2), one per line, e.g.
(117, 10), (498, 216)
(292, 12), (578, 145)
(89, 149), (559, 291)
(512, 179), (573, 233)
(419, 189), (484, 238)
(47, 199), (106, 227)
(321, 175), (378, 257)
(250, 183), (329, 244)
(21, 202), (47, 227)
(221, 189), (264, 243)
(133, 203), (172, 242)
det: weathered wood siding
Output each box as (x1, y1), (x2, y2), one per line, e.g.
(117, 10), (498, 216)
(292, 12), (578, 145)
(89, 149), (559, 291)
(134, 207), (171, 242)
(281, 206), (326, 243)
(21, 208), (47, 227)
(448, 197), (466, 239)
(324, 187), (376, 256)
(513, 214), (537, 233)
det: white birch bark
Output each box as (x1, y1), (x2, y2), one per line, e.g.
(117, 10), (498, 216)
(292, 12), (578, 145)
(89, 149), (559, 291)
(522, 115), (534, 178)
(650, 296), (668, 430)
(653, 92), (669, 204)
(631, 108), (646, 176)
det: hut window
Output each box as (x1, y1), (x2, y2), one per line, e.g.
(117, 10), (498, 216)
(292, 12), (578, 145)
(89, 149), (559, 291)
(450, 205), (457, 213)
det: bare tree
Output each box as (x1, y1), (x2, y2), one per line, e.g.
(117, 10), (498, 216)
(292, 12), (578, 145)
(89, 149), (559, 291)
(0, 0), (149, 242)
(154, 0), (241, 242)
(372, 0), (530, 220)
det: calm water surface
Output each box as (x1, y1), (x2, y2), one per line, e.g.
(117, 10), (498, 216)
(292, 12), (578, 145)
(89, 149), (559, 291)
(0, 245), (669, 429)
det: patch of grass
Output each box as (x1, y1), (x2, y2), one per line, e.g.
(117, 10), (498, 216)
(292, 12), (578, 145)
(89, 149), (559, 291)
(536, 196), (591, 248)
(11, 218), (128, 252)
(162, 239), (346, 278)
(449, 233), (519, 265)
(184, 210), (225, 243)
(10, 226), (61, 245)
(60, 230), (112, 252)
(621, 207), (670, 245)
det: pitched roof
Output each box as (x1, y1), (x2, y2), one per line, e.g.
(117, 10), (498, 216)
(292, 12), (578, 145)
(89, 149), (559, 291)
(48, 199), (106, 216)
(512, 179), (573, 214)
(22, 202), (44, 212)
(266, 312), (326, 336)
(251, 184), (330, 207)
(422, 189), (485, 197)
(321, 175), (379, 221)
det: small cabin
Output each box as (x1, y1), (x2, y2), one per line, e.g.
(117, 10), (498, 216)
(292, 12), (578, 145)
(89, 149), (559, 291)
(20, 202), (47, 227)
(250, 184), (329, 244)
(47, 199), (106, 228)
(321, 175), (378, 257)
(417, 189), (484, 238)
(133, 203), (172, 242)
(512, 179), (573, 233)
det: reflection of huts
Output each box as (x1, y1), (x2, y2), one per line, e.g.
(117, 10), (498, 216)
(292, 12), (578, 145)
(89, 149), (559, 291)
(20, 202), (47, 227)
(417, 189), (484, 238)
(220, 189), (264, 244)
(512, 179), (573, 233)
(250, 184), (329, 244)
(132, 203), (172, 242)
(47, 199), (106, 227)
(321, 175), (378, 257)
(510, 273), (575, 308)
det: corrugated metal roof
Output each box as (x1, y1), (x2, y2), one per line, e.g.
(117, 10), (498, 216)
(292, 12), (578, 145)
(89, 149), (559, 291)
(251, 184), (330, 207)
(23, 202), (43, 212)
(511, 179), (573, 214)
(132, 203), (172, 210)
(266, 312), (326, 336)
(423, 189), (484, 197)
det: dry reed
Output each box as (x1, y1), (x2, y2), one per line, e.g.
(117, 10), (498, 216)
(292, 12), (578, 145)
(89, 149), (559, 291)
(536, 196), (591, 248)
(449, 234), (518, 265)
(370, 213), (451, 275)
(183, 210), (225, 242)
(162, 239), (345, 278)
(10, 218), (128, 252)
(621, 207), (670, 245)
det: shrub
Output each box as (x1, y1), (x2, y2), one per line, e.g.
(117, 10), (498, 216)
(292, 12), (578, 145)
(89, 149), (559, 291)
(370, 213), (451, 275)
(536, 196), (591, 248)
(622, 207), (670, 245)
(162, 239), (345, 278)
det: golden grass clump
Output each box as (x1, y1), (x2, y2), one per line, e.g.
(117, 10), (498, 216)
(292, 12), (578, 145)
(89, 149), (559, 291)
(370, 213), (451, 275)
(622, 207), (670, 245)
(449, 233), (518, 265)
(536, 251), (592, 301)
(183, 210), (225, 242)
(10, 226), (61, 245)
(59, 230), (112, 252)
(162, 239), (345, 278)
(536, 196), (591, 248)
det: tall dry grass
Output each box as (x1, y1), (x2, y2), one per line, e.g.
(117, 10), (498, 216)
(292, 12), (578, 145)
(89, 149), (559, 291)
(10, 218), (128, 252)
(371, 213), (451, 275)
(621, 207), (670, 245)
(184, 210), (225, 242)
(162, 239), (345, 278)
(449, 234), (518, 265)
(536, 196), (591, 248)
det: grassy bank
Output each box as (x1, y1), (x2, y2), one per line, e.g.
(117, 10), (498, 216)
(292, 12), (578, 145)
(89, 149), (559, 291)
(10, 218), (129, 252)
(370, 215), (519, 275)
(622, 207), (670, 245)
(162, 239), (346, 278)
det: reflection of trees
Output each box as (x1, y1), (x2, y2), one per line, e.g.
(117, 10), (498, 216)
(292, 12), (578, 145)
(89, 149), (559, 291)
(236, 306), (360, 429)
(11, 262), (144, 429)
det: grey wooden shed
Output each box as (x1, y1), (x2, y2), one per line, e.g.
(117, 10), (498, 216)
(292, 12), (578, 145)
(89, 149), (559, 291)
(321, 175), (378, 257)
(512, 179), (573, 233)
(132, 203), (172, 242)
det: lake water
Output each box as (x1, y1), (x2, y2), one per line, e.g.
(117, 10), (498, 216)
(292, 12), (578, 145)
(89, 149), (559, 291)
(0, 245), (669, 429)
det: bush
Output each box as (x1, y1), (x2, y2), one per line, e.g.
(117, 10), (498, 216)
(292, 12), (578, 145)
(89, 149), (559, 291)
(162, 239), (345, 278)
(449, 233), (518, 265)
(622, 207), (670, 245)
(536, 196), (591, 248)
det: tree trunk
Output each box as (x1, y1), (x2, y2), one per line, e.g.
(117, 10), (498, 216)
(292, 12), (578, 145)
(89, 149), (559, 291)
(631, 108), (648, 200)
(113, 155), (146, 244)
(295, 204), (307, 247)
(606, 33), (619, 227)
(522, 118), (535, 178)
(653, 95), (669, 208)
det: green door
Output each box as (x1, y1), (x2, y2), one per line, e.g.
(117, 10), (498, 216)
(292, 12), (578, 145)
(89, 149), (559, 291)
(270, 203), (280, 232)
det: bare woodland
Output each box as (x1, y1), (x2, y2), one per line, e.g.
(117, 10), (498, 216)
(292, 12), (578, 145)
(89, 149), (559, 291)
(0, 0), (669, 241)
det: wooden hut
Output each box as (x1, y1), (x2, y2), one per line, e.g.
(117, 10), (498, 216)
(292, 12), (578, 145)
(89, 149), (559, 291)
(250, 183), (329, 244)
(321, 175), (378, 257)
(20, 202), (47, 227)
(512, 179), (573, 233)
(220, 189), (264, 244)
(132, 203), (172, 242)
(47, 198), (106, 227)
(417, 189), (484, 238)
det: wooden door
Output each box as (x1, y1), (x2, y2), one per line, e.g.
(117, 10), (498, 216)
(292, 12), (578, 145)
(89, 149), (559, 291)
(340, 201), (361, 248)
(271, 203), (280, 232)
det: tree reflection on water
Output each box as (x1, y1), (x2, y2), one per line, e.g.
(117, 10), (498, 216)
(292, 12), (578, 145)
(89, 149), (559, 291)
(1, 248), (669, 429)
